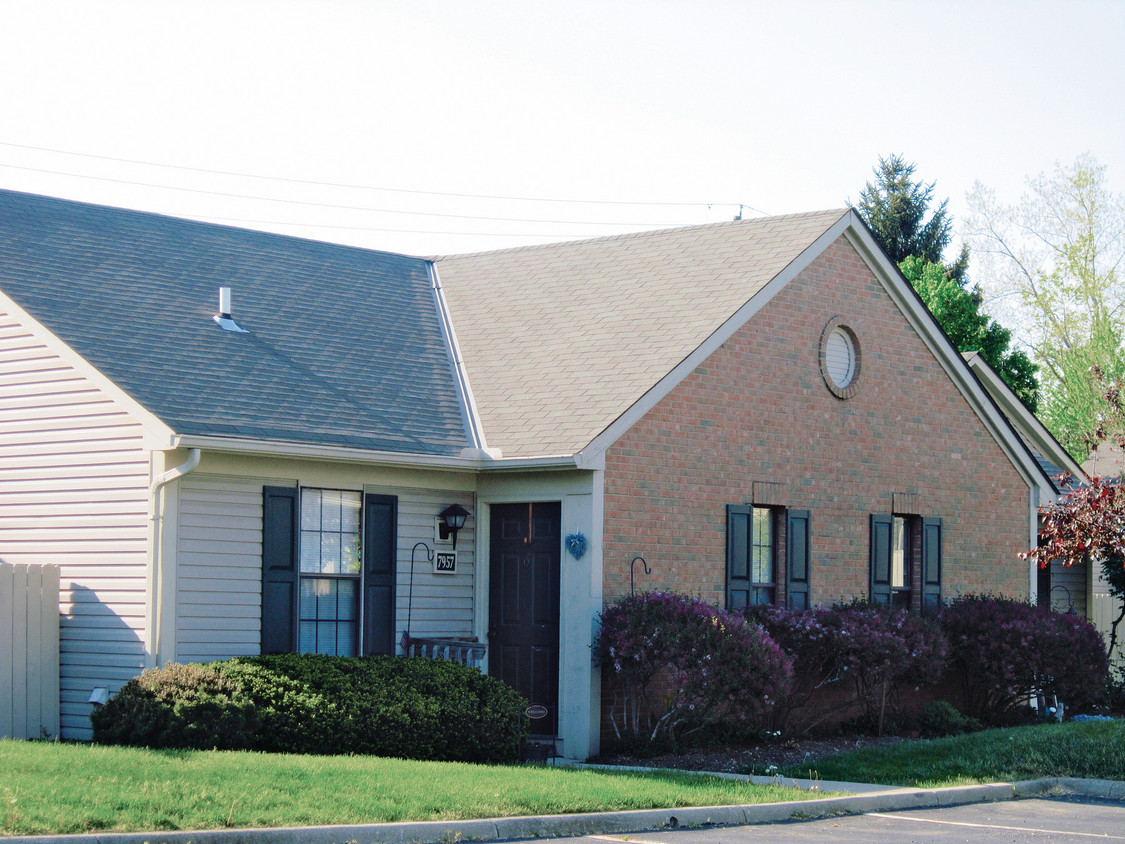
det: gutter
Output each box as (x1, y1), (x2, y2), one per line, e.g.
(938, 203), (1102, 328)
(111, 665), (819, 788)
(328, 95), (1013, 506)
(169, 434), (583, 471)
(145, 448), (201, 669)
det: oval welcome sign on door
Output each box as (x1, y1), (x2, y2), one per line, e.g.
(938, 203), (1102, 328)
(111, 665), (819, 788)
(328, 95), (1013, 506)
(525, 704), (548, 720)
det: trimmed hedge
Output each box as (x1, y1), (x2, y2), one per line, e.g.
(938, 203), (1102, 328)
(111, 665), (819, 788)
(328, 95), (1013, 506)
(748, 602), (948, 735)
(595, 591), (791, 748)
(92, 654), (528, 763)
(940, 595), (1111, 723)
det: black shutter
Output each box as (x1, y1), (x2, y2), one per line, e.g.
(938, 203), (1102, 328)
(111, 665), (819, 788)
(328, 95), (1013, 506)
(922, 517), (942, 615)
(363, 494), (397, 655)
(870, 514), (893, 606)
(786, 510), (811, 610)
(262, 486), (299, 654)
(726, 505), (751, 610)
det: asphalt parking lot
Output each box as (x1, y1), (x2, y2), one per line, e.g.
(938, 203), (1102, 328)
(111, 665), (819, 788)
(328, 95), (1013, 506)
(569, 796), (1125, 843)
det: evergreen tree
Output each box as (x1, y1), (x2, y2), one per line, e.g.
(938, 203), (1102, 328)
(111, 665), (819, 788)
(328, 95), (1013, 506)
(855, 155), (1040, 409)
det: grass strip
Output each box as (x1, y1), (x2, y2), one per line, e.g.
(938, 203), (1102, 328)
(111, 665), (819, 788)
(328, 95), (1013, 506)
(0, 740), (821, 836)
(777, 719), (1125, 788)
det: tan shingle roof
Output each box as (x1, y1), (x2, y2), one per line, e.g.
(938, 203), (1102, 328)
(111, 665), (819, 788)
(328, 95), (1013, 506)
(435, 209), (848, 457)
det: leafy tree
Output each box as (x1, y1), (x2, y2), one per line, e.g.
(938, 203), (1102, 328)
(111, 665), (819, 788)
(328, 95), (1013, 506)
(966, 153), (1125, 459)
(899, 256), (1039, 409)
(855, 155), (1040, 408)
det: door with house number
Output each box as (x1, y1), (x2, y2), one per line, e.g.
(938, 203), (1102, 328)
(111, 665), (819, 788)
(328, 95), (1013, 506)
(488, 502), (561, 737)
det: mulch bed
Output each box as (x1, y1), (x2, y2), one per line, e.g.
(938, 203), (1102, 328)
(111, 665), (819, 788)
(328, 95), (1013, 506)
(589, 734), (913, 776)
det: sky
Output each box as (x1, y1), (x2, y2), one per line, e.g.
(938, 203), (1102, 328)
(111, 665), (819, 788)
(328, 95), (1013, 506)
(0, 0), (1121, 263)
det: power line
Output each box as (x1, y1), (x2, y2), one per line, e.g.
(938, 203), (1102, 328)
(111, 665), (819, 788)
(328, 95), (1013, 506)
(0, 139), (766, 213)
(190, 214), (603, 239)
(0, 162), (688, 227)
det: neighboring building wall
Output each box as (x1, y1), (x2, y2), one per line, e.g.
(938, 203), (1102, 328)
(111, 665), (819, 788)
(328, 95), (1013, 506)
(171, 460), (477, 664)
(0, 308), (151, 739)
(602, 235), (1032, 607)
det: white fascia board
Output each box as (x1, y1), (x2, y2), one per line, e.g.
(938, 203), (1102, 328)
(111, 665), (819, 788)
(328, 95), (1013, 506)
(963, 352), (1084, 480)
(841, 216), (1055, 497)
(171, 433), (581, 472)
(578, 210), (853, 462)
(0, 289), (174, 447)
(428, 262), (489, 451)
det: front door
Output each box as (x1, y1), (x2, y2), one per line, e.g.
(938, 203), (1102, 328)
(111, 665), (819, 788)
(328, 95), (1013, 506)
(488, 502), (561, 737)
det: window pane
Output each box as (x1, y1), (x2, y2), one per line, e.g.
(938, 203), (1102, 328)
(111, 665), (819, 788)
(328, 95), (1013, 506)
(299, 488), (362, 575)
(298, 577), (358, 656)
(299, 532), (320, 573)
(891, 516), (908, 589)
(323, 492), (342, 532)
(320, 532), (342, 574)
(341, 496), (360, 535)
(751, 508), (774, 585)
(300, 489), (321, 531)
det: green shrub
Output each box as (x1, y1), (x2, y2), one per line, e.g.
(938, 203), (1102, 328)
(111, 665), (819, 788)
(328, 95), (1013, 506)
(917, 700), (981, 737)
(93, 655), (527, 763)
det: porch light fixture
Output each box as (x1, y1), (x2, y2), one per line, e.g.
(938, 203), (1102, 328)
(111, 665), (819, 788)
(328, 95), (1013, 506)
(438, 504), (471, 549)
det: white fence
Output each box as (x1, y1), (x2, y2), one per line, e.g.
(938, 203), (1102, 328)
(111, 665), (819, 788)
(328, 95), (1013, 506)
(1, 563), (60, 740)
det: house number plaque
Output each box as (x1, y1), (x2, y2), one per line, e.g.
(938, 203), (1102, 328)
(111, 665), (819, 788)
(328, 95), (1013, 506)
(434, 551), (457, 574)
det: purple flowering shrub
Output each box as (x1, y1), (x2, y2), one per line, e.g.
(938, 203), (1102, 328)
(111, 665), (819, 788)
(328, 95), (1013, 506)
(940, 595), (1110, 723)
(594, 592), (791, 747)
(749, 603), (948, 735)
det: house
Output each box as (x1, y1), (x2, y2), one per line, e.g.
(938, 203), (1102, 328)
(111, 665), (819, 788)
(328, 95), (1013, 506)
(962, 351), (1092, 616)
(0, 189), (1061, 757)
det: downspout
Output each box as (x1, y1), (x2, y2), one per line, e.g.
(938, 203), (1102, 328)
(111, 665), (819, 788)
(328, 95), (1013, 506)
(145, 448), (201, 669)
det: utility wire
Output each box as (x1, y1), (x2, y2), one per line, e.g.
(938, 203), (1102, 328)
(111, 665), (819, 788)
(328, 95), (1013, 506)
(0, 139), (767, 214)
(190, 214), (594, 238)
(0, 162), (686, 227)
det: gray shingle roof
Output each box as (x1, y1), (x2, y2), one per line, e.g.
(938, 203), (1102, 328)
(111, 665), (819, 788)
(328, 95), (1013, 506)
(435, 211), (847, 457)
(0, 189), (470, 456)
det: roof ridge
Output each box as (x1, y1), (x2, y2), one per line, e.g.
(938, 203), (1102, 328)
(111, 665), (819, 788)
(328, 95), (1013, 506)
(432, 208), (849, 262)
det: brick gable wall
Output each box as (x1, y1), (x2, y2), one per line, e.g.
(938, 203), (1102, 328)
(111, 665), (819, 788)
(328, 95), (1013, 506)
(602, 235), (1032, 607)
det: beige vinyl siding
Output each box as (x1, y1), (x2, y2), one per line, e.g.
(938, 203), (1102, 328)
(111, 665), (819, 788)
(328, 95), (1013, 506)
(175, 474), (265, 663)
(173, 475), (476, 661)
(391, 489), (475, 641)
(0, 310), (151, 739)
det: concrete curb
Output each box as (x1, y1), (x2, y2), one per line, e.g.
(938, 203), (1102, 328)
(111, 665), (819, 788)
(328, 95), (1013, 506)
(5, 777), (1121, 844)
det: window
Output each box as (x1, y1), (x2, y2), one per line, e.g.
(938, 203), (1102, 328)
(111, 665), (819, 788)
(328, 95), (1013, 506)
(870, 514), (942, 612)
(299, 489), (361, 655)
(727, 505), (775, 608)
(727, 505), (811, 610)
(262, 486), (397, 656)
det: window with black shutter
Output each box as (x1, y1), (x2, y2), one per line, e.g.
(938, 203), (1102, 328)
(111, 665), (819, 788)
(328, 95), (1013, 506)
(261, 486), (397, 656)
(727, 504), (782, 609)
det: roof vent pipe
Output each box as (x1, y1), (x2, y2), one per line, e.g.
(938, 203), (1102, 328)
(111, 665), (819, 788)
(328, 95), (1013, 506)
(213, 287), (249, 333)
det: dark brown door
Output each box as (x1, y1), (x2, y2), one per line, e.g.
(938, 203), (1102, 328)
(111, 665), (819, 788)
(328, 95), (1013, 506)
(488, 502), (561, 737)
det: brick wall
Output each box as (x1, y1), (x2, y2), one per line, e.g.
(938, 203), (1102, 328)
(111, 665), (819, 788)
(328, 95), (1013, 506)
(602, 235), (1032, 608)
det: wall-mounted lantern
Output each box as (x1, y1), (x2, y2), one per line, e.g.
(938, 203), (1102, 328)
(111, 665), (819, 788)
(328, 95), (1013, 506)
(438, 504), (471, 550)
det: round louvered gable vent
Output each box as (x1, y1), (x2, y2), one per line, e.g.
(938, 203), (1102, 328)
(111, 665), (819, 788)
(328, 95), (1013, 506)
(825, 328), (856, 388)
(819, 318), (861, 399)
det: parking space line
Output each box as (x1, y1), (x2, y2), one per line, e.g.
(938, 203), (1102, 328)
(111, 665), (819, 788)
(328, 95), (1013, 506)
(867, 812), (1124, 839)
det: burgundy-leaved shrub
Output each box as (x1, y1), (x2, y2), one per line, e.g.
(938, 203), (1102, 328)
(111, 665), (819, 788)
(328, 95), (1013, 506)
(594, 592), (791, 748)
(940, 595), (1110, 723)
(749, 602), (947, 735)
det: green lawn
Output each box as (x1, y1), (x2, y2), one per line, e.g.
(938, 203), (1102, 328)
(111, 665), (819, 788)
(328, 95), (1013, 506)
(776, 719), (1125, 788)
(0, 740), (818, 837)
